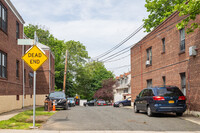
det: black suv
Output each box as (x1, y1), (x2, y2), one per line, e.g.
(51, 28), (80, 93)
(45, 91), (68, 110)
(134, 86), (186, 117)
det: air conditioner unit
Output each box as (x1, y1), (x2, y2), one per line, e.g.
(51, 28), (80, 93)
(189, 46), (197, 56)
(146, 60), (150, 66)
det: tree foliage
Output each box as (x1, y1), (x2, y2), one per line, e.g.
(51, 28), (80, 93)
(76, 61), (114, 100)
(93, 78), (116, 101)
(143, 0), (200, 33)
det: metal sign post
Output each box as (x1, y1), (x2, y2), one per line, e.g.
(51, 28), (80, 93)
(32, 31), (37, 128)
(33, 70), (36, 128)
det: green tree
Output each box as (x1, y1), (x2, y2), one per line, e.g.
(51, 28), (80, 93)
(143, 0), (200, 33)
(64, 40), (90, 97)
(76, 61), (114, 100)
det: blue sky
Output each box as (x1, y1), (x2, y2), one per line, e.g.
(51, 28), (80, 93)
(11, 0), (149, 76)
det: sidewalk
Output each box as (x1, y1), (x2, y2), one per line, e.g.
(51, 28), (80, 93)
(0, 106), (41, 121)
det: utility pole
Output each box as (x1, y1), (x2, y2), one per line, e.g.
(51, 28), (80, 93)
(63, 50), (68, 92)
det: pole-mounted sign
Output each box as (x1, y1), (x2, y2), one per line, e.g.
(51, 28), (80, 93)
(22, 45), (48, 71)
(20, 31), (48, 129)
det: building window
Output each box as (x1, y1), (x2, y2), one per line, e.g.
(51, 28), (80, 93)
(16, 21), (19, 39)
(29, 72), (33, 88)
(180, 73), (186, 95)
(180, 28), (185, 52)
(24, 46), (26, 54)
(125, 77), (128, 84)
(24, 69), (26, 84)
(162, 38), (165, 53)
(123, 88), (128, 93)
(16, 95), (19, 100)
(0, 2), (7, 32)
(120, 79), (123, 84)
(16, 60), (19, 78)
(146, 47), (152, 65)
(147, 79), (152, 88)
(0, 51), (7, 78)
(162, 76), (166, 86)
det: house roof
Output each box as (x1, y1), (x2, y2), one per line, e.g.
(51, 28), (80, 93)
(37, 43), (50, 50)
(116, 71), (131, 79)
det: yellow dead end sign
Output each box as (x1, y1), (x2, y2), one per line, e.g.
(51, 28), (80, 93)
(22, 45), (48, 71)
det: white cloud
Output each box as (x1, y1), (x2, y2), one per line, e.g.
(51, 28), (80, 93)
(11, 0), (148, 76)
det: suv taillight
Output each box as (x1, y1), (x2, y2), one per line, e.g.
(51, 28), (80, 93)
(153, 96), (165, 101)
(178, 96), (186, 100)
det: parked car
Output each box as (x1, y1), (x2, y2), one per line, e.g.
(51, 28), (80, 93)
(67, 97), (75, 107)
(113, 97), (131, 107)
(106, 101), (112, 106)
(96, 100), (107, 106)
(45, 91), (68, 110)
(134, 86), (186, 117)
(84, 100), (96, 106)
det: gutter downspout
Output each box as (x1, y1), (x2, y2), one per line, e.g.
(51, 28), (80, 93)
(140, 45), (143, 90)
(22, 25), (25, 108)
(49, 50), (51, 93)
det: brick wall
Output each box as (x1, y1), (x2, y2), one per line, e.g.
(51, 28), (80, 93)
(187, 15), (200, 111)
(131, 12), (200, 111)
(0, 0), (25, 95)
(36, 50), (55, 94)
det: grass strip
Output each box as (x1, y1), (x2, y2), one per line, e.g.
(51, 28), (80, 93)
(0, 107), (55, 129)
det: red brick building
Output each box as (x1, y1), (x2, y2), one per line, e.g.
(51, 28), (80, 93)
(0, 0), (55, 113)
(131, 12), (200, 111)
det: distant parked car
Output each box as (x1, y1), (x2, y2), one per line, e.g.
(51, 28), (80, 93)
(106, 101), (112, 106)
(134, 86), (186, 117)
(84, 100), (96, 106)
(96, 100), (107, 106)
(113, 97), (131, 107)
(67, 97), (75, 107)
(44, 91), (68, 110)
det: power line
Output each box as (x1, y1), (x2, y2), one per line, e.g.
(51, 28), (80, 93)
(93, 24), (144, 60)
(101, 48), (130, 62)
(107, 65), (130, 70)
(104, 54), (130, 63)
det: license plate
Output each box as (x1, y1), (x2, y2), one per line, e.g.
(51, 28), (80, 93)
(168, 100), (174, 104)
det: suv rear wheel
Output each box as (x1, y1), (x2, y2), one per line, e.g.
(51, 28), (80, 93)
(134, 104), (139, 113)
(147, 106), (153, 117)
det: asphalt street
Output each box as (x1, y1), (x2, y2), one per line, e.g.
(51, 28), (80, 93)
(41, 106), (200, 131)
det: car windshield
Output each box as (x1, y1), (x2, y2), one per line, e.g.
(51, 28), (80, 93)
(68, 98), (74, 101)
(98, 101), (105, 103)
(157, 87), (184, 97)
(49, 92), (65, 98)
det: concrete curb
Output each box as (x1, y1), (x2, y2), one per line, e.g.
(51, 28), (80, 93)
(0, 130), (200, 133)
